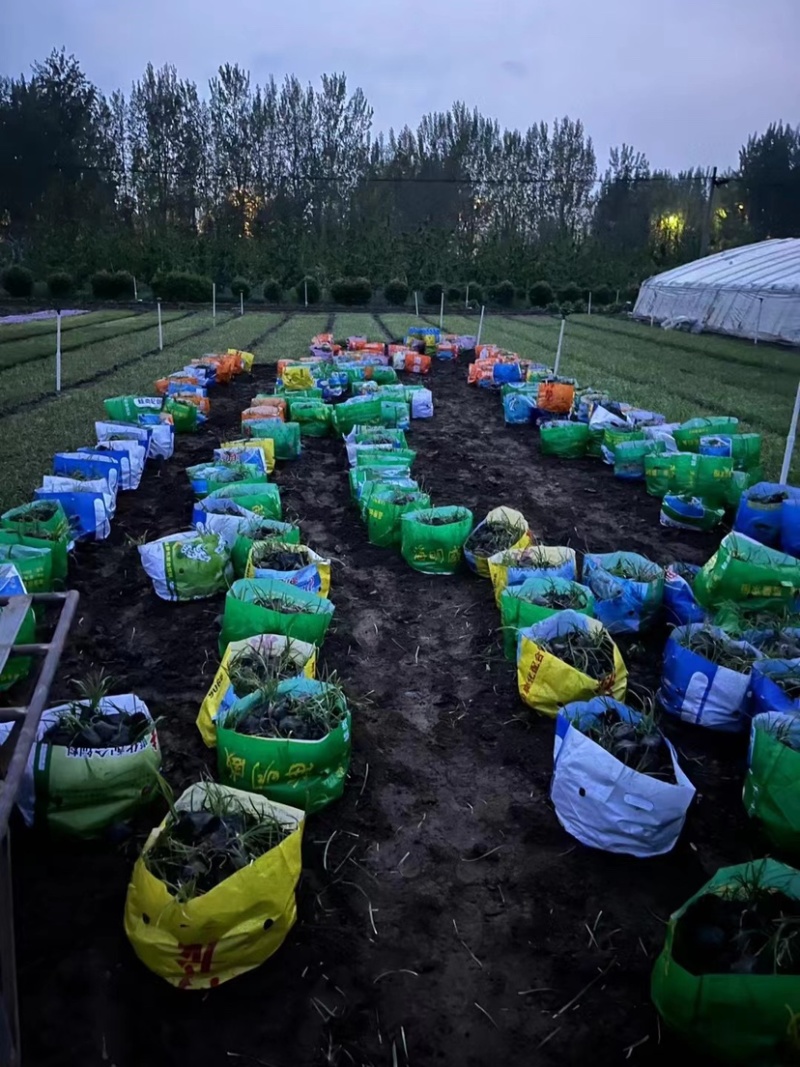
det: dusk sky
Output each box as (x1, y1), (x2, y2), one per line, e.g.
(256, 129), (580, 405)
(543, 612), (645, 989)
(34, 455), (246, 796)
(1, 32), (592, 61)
(1, 0), (797, 173)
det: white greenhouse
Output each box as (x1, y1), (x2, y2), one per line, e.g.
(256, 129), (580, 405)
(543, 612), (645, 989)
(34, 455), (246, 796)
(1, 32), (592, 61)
(633, 238), (800, 345)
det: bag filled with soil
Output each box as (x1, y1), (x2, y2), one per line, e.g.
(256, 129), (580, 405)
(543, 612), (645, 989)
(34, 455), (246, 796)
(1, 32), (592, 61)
(651, 858), (800, 1063)
(400, 506), (474, 576)
(659, 623), (762, 732)
(217, 677), (350, 812)
(694, 533), (800, 614)
(197, 634), (316, 747)
(500, 576), (595, 661)
(489, 545), (577, 606)
(0, 691), (160, 836)
(552, 697), (695, 856)
(517, 609), (627, 716)
(244, 542), (331, 597)
(124, 782), (304, 988)
(464, 507), (530, 578)
(139, 529), (232, 602)
(220, 578), (335, 652)
(583, 551), (664, 635)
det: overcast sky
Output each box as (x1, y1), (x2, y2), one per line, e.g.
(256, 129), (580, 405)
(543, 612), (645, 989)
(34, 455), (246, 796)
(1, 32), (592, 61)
(1, 0), (797, 172)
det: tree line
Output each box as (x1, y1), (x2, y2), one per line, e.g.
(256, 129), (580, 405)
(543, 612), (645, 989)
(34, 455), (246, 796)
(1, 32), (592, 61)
(1, 49), (799, 299)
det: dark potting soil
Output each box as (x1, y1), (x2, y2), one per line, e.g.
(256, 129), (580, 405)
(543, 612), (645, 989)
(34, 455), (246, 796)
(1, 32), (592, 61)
(145, 809), (290, 898)
(415, 515), (459, 527)
(465, 522), (521, 556)
(15, 502), (59, 522)
(42, 708), (150, 749)
(540, 631), (616, 681)
(584, 710), (675, 783)
(672, 890), (800, 976)
(9, 340), (749, 1067)
(251, 548), (308, 570)
(233, 695), (334, 741)
(532, 590), (584, 610)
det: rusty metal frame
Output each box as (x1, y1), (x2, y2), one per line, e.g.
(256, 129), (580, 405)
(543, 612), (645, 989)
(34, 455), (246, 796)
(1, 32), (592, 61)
(0, 590), (79, 1067)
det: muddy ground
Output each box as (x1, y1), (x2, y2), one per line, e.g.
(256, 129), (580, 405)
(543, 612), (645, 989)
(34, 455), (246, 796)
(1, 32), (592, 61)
(12, 348), (753, 1067)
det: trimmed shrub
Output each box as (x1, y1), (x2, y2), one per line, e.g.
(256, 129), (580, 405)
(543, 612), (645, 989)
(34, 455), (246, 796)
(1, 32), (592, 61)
(489, 280), (515, 307)
(47, 272), (74, 299)
(151, 271), (213, 303)
(546, 302), (562, 316)
(592, 284), (613, 306)
(626, 284), (640, 304)
(558, 281), (582, 303)
(297, 275), (321, 304)
(91, 270), (134, 299)
(1, 265), (34, 299)
(515, 286), (528, 302)
(446, 285), (463, 303)
(529, 280), (554, 307)
(423, 281), (445, 304)
(384, 278), (409, 306)
(465, 281), (483, 304)
(231, 277), (251, 300)
(263, 278), (282, 303)
(330, 277), (372, 306)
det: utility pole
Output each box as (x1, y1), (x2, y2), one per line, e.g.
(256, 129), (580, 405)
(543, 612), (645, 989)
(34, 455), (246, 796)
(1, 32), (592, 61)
(700, 166), (718, 257)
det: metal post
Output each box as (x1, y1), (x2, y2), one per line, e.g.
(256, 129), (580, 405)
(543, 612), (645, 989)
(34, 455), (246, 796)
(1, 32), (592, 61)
(133, 276), (138, 301)
(615, 288), (620, 304)
(55, 311), (62, 393)
(304, 280), (308, 308)
(212, 282), (216, 323)
(780, 381), (800, 484)
(554, 318), (566, 376)
(700, 165), (717, 258)
(157, 299), (163, 351)
(240, 290), (244, 316)
(476, 305), (486, 349)
(587, 291), (592, 316)
(439, 291), (444, 329)
(754, 296), (763, 345)
(414, 291), (419, 318)
(465, 284), (469, 309)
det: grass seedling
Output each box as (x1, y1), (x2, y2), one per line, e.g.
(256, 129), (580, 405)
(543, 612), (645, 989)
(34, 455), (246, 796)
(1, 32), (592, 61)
(144, 781), (293, 901)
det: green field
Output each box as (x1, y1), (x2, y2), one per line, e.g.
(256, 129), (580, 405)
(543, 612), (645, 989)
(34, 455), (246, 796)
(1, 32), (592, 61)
(0, 309), (796, 513)
(0, 309), (191, 371)
(0, 310), (138, 344)
(0, 311), (323, 511)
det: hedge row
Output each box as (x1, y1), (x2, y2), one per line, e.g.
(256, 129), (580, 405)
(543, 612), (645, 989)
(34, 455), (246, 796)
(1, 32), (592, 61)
(0, 266), (639, 307)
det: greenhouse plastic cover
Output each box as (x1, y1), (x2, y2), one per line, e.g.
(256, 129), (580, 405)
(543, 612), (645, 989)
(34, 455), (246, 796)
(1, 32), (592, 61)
(633, 238), (800, 344)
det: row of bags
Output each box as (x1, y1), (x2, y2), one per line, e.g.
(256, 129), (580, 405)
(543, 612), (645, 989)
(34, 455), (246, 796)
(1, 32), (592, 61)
(127, 371), (357, 988)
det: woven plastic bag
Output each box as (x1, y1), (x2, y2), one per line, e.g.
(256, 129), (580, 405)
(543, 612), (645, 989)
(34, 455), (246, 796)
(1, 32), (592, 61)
(463, 507), (530, 578)
(500, 577), (594, 660)
(651, 858), (800, 1064)
(139, 529), (232, 601)
(220, 578), (335, 652)
(124, 783), (304, 989)
(516, 611), (627, 716)
(400, 506), (474, 575)
(583, 552), (664, 634)
(197, 635), (316, 747)
(552, 698), (695, 857)
(217, 678), (350, 812)
(694, 533), (800, 613)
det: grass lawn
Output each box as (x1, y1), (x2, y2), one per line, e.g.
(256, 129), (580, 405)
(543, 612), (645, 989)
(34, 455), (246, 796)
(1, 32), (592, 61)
(0, 312), (327, 513)
(0, 310), (191, 371)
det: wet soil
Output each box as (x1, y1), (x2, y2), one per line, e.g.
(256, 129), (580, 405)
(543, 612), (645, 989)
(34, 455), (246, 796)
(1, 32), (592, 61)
(11, 353), (754, 1067)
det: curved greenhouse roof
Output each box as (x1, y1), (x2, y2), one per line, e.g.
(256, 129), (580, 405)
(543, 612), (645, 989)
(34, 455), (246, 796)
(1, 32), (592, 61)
(633, 238), (800, 344)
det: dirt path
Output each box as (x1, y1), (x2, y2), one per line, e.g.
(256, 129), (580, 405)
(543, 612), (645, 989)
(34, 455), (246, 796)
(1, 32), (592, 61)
(14, 351), (748, 1067)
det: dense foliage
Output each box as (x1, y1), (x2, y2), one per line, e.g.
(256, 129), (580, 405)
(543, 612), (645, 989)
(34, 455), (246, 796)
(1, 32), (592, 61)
(1, 51), (798, 295)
